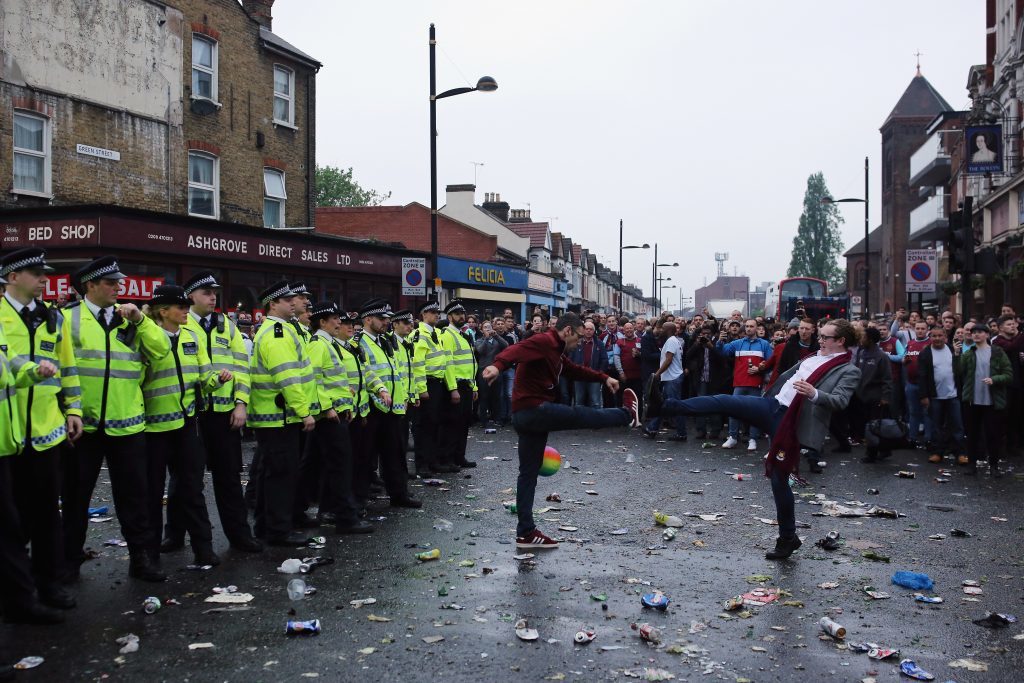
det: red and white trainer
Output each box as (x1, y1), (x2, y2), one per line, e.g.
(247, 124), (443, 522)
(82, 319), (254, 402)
(622, 388), (641, 428)
(515, 529), (559, 549)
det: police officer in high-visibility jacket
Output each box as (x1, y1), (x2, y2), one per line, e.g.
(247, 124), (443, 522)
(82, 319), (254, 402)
(352, 299), (421, 508)
(411, 300), (456, 474)
(303, 302), (373, 533)
(247, 281), (316, 547)
(61, 256), (171, 583)
(0, 248), (82, 610)
(388, 309), (420, 478)
(167, 271), (261, 554)
(0, 314), (66, 629)
(439, 300), (478, 469)
(142, 285), (228, 568)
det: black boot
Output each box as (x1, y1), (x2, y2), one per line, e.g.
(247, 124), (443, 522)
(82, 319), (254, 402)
(38, 584), (77, 610)
(765, 535), (802, 560)
(128, 554), (167, 583)
(193, 548), (222, 567)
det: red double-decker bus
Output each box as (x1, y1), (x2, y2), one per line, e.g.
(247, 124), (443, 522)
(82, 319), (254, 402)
(764, 277), (848, 321)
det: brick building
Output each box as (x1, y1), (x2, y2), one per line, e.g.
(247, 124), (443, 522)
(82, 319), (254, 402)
(0, 0), (411, 311)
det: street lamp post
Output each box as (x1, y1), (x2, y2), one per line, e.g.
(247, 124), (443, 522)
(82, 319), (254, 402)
(650, 242), (679, 314)
(821, 156), (869, 319)
(430, 23), (497, 299)
(618, 218), (649, 315)
(656, 275), (673, 306)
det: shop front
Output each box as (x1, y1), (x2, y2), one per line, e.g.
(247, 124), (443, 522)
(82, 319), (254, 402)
(437, 256), (527, 320)
(0, 206), (426, 315)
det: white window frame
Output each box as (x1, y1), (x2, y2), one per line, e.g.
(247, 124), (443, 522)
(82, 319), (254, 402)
(272, 65), (295, 127)
(191, 34), (219, 103)
(12, 110), (52, 198)
(263, 167), (287, 228)
(187, 151), (219, 219)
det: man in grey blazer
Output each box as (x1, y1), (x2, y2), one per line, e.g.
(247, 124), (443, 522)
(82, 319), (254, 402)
(648, 319), (861, 560)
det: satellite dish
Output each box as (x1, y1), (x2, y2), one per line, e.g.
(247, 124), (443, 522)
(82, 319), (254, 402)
(190, 98), (218, 116)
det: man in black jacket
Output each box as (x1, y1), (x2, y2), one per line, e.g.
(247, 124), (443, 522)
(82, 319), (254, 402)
(684, 322), (729, 439)
(640, 318), (662, 395)
(917, 325), (966, 464)
(852, 327), (894, 464)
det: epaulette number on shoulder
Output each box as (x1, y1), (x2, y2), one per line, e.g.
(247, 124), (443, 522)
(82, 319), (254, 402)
(274, 322), (284, 338)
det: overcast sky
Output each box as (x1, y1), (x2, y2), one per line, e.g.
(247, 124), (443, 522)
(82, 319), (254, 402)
(273, 1), (984, 305)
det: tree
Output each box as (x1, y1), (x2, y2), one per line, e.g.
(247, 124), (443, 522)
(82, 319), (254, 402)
(787, 172), (846, 291)
(314, 165), (392, 207)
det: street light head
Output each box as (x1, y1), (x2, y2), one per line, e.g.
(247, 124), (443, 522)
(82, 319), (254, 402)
(820, 196), (834, 205)
(476, 76), (498, 92)
(641, 243), (650, 249)
(671, 262), (679, 267)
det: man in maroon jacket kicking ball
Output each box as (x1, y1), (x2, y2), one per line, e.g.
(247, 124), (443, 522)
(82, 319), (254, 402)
(481, 312), (640, 549)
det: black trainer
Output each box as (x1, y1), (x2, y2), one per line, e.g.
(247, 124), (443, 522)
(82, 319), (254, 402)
(765, 535), (802, 560)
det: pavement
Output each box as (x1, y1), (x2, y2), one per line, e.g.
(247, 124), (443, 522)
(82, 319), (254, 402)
(4, 424), (1024, 682)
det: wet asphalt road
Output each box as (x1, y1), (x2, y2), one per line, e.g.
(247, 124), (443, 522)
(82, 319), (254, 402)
(4, 424), (1024, 682)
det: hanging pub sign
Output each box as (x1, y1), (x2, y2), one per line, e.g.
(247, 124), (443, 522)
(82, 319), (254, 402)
(965, 125), (1002, 175)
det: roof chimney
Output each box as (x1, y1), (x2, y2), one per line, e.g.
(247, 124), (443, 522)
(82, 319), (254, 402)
(243, 0), (275, 30)
(508, 208), (532, 224)
(482, 191), (509, 223)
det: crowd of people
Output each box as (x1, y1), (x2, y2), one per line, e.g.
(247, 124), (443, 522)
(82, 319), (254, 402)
(1, 245), (1020, 679)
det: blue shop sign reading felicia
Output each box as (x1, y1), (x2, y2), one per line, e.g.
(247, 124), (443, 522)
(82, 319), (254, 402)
(437, 256), (527, 290)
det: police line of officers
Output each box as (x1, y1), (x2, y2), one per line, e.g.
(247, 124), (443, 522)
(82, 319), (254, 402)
(0, 247), (480, 631)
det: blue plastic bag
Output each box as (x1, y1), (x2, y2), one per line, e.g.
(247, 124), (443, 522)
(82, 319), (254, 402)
(891, 571), (934, 591)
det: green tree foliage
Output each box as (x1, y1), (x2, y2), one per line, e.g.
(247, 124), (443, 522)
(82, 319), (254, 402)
(314, 165), (392, 207)
(787, 172), (847, 291)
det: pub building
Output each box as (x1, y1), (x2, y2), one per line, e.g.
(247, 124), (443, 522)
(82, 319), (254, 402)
(0, 205), (427, 315)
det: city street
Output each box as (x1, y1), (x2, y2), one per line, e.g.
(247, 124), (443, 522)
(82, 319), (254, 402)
(5, 424), (1023, 682)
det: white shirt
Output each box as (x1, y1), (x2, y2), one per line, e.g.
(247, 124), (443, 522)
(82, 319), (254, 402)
(3, 292), (36, 313)
(930, 345), (956, 399)
(659, 335), (684, 382)
(775, 351), (846, 407)
(84, 297), (114, 325)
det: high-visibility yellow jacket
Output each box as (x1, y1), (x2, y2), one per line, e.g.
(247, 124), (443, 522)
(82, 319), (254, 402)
(246, 316), (316, 428)
(0, 323), (46, 456)
(412, 322), (452, 395)
(309, 330), (353, 416)
(182, 311), (250, 412)
(142, 327), (222, 432)
(440, 323), (478, 391)
(64, 302), (171, 436)
(390, 332), (419, 410)
(0, 297), (82, 450)
(336, 335), (381, 418)
(359, 331), (406, 415)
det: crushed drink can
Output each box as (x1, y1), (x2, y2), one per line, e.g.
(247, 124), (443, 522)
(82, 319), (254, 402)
(868, 647), (900, 660)
(897, 471), (915, 479)
(285, 618), (321, 635)
(818, 616), (846, 639)
(143, 596), (161, 615)
(573, 629), (596, 644)
(723, 595), (744, 611)
(640, 592), (670, 610)
(867, 488), (880, 495)
(415, 548), (441, 562)
(662, 528), (676, 541)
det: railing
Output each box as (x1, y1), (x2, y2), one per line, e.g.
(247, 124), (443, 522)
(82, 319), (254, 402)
(909, 194), (947, 236)
(909, 132), (950, 186)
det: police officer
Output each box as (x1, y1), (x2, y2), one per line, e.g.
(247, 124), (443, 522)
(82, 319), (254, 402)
(289, 282), (312, 344)
(61, 256), (171, 582)
(0, 300), (65, 628)
(439, 300), (478, 468)
(247, 281), (315, 546)
(389, 309), (420, 478)
(333, 304), (379, 514)
(0, 248), (81, 609)
(142, 285), (227, 568)
(353, 299), (421, 508)
(168, 271), (261, 553)
(303, 302), (373, 533)
(412, 300), (455, 474)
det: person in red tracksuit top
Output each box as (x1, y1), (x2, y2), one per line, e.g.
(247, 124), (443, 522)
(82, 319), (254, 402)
(480, 313), (641, 550)
(717, 319), (773, 451)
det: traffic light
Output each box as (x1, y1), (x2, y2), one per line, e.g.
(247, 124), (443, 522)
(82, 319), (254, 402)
(946, 196), (976, 274)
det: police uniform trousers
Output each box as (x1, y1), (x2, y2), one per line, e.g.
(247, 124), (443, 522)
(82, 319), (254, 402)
(252, 423), (301, 541)
(440, 381), (474, 465)
(151, 418), (214, 554)
(306, 417), (359, 523)
(169, 409), (254, 545)
(0, 457), (38, 614)
(244, 444), (261, 509)
(414, 377), (446, 468)
(351, 409), (409, 502)
(62, 431), (154, 572)
(10, 443), (65, 593)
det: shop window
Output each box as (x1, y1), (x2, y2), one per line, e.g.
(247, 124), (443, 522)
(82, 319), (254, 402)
(13, 111), (51, 196)
(192, 35), (218, 101)
(274, 66), (295, 125)
(263, 168), (286, 227)
(188, 152), (219, 218)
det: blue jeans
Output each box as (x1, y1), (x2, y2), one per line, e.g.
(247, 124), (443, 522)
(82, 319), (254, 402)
(501, 369), (515, 421)
(573, 381), (603, 408)
(663, 394), (795, 536)
(927, 398), (966, 455)
(904, 383), (931, 443)
(729, 386), (763, 439)
(512, 402), (631, 536)
(645, 376), (687, 437)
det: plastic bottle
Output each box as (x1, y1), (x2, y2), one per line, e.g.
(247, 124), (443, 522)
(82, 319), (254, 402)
(653, 511), (684, 528)
(287, 578), (307, 601)
(631, 622), (662, 643)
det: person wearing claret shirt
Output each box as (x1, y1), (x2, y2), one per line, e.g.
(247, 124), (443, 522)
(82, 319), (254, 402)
(717, 319), (773, 451)
(902, 320), (931, 447)
(480, 313), (640, 551)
